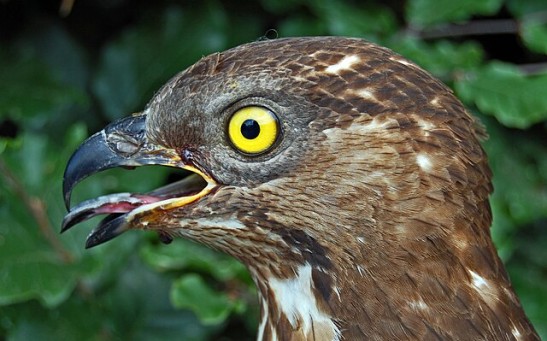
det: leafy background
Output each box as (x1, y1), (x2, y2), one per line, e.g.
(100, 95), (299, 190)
(1, 0), (546, 339)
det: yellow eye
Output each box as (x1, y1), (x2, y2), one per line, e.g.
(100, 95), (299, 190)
(228, 106), (279, 154)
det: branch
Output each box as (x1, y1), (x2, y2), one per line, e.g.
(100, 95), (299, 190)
(517, 62), (547, 75)
(0, 159), (74, 264)
(406, 19), (519, 39)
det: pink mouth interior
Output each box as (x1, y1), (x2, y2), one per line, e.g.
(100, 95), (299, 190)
(63, 173), (209, 233)
(93, 194), (164, 214)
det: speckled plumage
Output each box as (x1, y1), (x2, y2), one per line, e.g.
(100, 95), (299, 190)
(63, 37), (539, 340)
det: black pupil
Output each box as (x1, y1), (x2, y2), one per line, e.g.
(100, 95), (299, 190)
(241, 119), (260, 139)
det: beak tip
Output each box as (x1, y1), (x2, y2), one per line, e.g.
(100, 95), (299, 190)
(60, 220), (72, 233)
(85, 231), (105, 249)
(63, 192), (71, 211)
(63, 169), (73, 211)
(85, 215), (129, 249)
(84, 238), (99, 249)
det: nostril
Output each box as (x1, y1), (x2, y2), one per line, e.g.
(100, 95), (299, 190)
(108, 131), (144, 156)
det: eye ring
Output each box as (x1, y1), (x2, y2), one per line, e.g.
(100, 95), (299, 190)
(227, 106), (280, 155)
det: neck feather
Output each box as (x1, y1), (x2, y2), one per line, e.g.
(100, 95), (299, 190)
(253, 263), (341, 341)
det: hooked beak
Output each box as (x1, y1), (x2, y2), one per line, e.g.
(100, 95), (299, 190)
(62, 113), (217, 248)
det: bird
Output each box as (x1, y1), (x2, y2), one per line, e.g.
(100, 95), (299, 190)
(62, 37), (539, 340)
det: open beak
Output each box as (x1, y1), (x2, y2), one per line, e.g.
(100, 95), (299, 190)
(62, 113), (217, 248)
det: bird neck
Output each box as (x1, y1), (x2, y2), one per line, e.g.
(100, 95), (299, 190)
(247, 226), (538, 341)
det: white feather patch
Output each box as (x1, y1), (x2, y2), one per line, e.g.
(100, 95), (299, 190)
(325, 55), (360, 75)
(511, 325), (523, 340)
(257, 298), (269, 340)
(268, 263), (341, 340)
(416, 154), (432, 172)
(469, 270), (488, 289)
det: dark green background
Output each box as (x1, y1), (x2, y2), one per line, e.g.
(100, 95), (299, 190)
(1, 0), (546, 339)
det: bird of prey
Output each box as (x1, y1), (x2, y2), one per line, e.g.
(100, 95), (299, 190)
(62, 37), (539, 340)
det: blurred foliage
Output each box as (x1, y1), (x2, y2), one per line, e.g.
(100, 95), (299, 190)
(0, 0), (546, 339)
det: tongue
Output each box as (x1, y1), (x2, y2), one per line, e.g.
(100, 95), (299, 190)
(61, 193), (162, 232)
(61, 174), (209, 233)
(94, 194), (161, 214)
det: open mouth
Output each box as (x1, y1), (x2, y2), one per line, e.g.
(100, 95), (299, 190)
(61, 113), (218, 248)
(62, 172), (209, 231)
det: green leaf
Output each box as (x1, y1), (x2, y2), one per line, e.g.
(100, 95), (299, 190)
(24, 22), (90, 90)
(1, 257), (217, 341)
(142, 240), (253, 328)
(0, 128), (96, 307)
(387, 37), (484, 80)
(102, 257), (219, 340)
(278, 15), (327, 37)
(506, 0), (547, 17)
(455, 62), (547, 128)
(0, 23), (90, 134)
(521, 18), (547, 55)
(508, 264), (547, 339)
(171, 274), (242, 326)
(93, 4), (261, 121)
(259, 0), (307, 14)
(140, 239), (249, 282)
(407, 0), (503, 27)
(482, 118), (547, 258)
(308, 0), (397, 39)
(1, 300), (105, 341)
(0, 54), (87, 126)
(505, 220), (547, 339)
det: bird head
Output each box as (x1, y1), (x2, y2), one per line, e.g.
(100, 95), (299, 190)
(62, 37), (537, 340)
